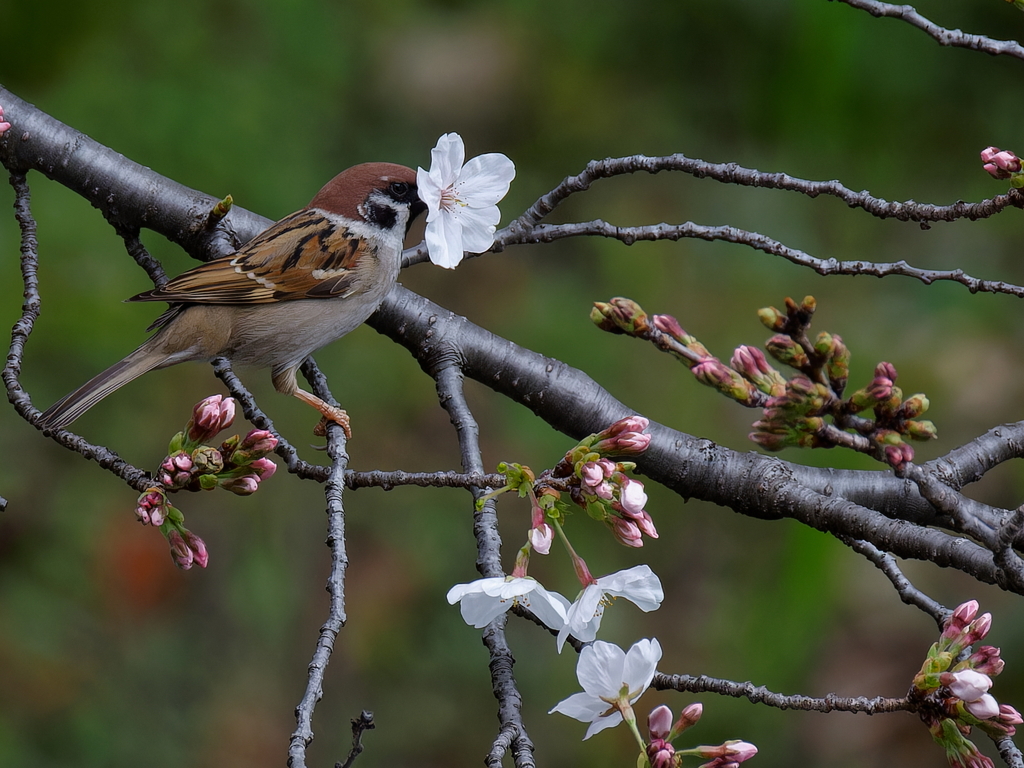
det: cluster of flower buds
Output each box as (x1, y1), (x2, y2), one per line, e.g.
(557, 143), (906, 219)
(591, 293), (935, 473)
(156, 395), (278, 496)
(980, 146), (1024, 185)
(551, 416), (658, 548)
(749, 375), (829, 451)
(496, 416), (657, 557)
(646, 703), (756, 768)
(134, 486), (209, 569)
(846, 362), (937, 469)
(913, 601), (1022, 768)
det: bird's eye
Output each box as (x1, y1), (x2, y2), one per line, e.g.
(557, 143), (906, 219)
(388, 181), (411, 198)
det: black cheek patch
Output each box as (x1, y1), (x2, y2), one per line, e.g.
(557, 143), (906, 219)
(363, 200), (398, 230)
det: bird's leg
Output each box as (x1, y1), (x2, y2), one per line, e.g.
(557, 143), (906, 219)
(272, 366), (352, 439)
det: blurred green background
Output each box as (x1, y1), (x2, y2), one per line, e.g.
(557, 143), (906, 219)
(3, 1), (1024, 766)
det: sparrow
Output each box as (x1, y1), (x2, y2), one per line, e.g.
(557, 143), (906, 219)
(38, 162), (426, 437)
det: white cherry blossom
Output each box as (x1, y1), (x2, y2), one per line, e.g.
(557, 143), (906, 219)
(417, 133), (515, 269)
(557, 564), (664, 651)
(549, 638), (662, 739)
(446, 575), (569, 630)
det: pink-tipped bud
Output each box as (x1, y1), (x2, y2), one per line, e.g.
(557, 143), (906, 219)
(167, 529), (194, 570)
(617, 478), (648, 516)
(182, 530), (209, 568)
(945, 669), (992, 702)
(647, 739), (676, 768)
(580, 461), (605, 489)
(529, 523), (553, 555)
(968, 646), (1004, 677)
(965, 613), (993, 645)
(220, 474), (260, 496)
(981, 146), (1023, 179)
(944, 600), (980, 638)
(611, 517), (644, 548)
(999, 704), (1023, 726)
(966, 694), (1000, 721)
(188, 395), (236, 443)
(135, 489), (166, 525)
(248, 457), (277, 480)
(648, 705), (673, 740)
(0, 106), (9, 136)
(675, 702), (703, 733)
(235, 428), (277, 459)
(634, 510), (659, 539)
(591, 416), (652, 456)
(652, 313), (688, 340)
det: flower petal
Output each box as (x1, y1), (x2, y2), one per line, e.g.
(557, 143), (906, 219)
(520, 584), (569, 630)
(549, 691), (609, 722)
(425, 212), (465, 269)
(429, 133), (465, 186)
(599, 564), (664, 612)
(622, 638), (662, 699)
(451, 204), (500, 254)
(457, 591), (512, 628)
(577, 640), (626, 698)
(458, 153), (516, 206)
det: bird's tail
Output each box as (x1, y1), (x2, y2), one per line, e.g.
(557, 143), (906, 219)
(37, 346), (167, 431)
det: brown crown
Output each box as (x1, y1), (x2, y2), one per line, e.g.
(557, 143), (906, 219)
(307, 162), (418, 221)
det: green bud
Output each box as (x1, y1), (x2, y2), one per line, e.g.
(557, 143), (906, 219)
(199, 474), (219, 491)
(192, 446), (224, 474)
(590, 297), (649, 335)
(905, 419), (938, 441)
(758, 306), (786, 331)
(766, 335), (810, 369)
(168, 431), (185, 455)
(900, 393), (929, 418)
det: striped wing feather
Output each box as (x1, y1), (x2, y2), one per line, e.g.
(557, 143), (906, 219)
(129, 209), (366, 305)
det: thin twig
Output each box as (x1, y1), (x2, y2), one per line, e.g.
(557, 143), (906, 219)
(336, 711), (375, 768)
(843, 538), (947, 629)
(501, 220), (1024, 297)
(835, 0), (1024, 61)
(653, 672), (910, 714)
(287, 415), (351, 768)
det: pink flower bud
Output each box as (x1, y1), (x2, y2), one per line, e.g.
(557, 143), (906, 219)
(981, 146), (1001, 163)
(946, 669), (992, 702)
(249, 457), (277, 480)
(648, 705), (673, 740)
(675, 702), (703, 732)
(580, 461), (605, 489)
(652, 313), (687, 340)
(183, 530), (209, 569)
(966, 693), (1000, 720)
(999, 704), (1023, 726)
(965, 612), (993, 645)
(968, 646), (1004, 677)
(611, 517), (644, 547)
(172, 452), (193, 472)
(634, 510), (659, 539)
(167, 529), (194, 570)
(0, 106), (9, 135)
(618, 478), (648, 516)
(188, 395), (236, 443)
(529, 523), (553, 555)
(646, 738), (676, 768)
(220, 474), (260, 496)
(981, 146), (1023, 179)
(943, 600), (979, 639)
(239, 428), (277, 456)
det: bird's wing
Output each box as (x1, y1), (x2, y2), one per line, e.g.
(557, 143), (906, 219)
(129, 209), (369, 305)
